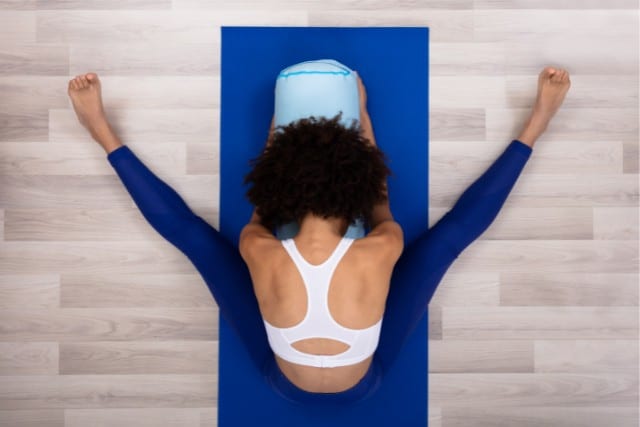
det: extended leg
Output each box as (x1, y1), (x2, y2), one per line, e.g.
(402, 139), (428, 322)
(68, 72), (272, 374)
(106, 145), (272, 374)
(375, 139), (533, 375)
(374, 66), (571, 375)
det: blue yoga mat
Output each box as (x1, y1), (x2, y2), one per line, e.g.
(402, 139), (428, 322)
(219, 26), (429, 426)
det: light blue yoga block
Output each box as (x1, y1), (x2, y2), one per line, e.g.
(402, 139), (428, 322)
(274, 59), (361, 130)
(275, 217), (366, 241)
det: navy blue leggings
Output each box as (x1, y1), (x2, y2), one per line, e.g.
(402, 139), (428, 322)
(107, 138), (533, 404)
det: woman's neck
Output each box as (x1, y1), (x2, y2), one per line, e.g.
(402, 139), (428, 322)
(297, 212), (348, 239)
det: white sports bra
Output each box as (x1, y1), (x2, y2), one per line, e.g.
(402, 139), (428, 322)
(263, 236), (383, 368)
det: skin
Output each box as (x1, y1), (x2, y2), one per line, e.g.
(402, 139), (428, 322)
(68, 66), (570, 393)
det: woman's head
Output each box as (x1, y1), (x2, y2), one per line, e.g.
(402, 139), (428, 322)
(243, 112), (392, 231)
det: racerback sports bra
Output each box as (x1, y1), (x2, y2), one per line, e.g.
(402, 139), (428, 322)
(263, 236), (382, 368)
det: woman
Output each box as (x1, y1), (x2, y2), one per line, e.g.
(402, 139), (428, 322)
(240, 60), (403, 397)
(67, 61), (570, 405)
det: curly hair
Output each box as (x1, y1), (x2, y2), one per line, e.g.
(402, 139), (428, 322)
(243, 112), (393, 231)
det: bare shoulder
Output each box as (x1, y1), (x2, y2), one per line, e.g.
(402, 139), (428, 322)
(358, 220), (404, 265)
(238, 223), (280, 266)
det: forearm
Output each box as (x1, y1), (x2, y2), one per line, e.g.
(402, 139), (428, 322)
(360, 110), (394, 228)
(360, 110), (375, 147)
(247, 115), (275, 227)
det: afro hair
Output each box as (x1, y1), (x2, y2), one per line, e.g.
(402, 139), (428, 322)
(243, 112), (393, 231)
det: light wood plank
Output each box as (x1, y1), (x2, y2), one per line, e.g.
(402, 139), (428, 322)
(0, 43), (68, 75)
(70, 43), (219, 76)
(0, 308), (218, 341)
(60, 341), (217, 374)
(50, 109), (219, 143)
(0, 241), (223, 276)
(0, 342), (58, 375)
(95, 76), (219, 109)
(445, 240), (638, 274)
(430, 140), (624, 176)
(593, 207), (639, 239)
(431, 42), (505, 75)
(535, 340), (639, 373)
(173, 0), (472, 9)
(0, 76), (220, 112)
(308, 10), (473, 41)
(61, 273), (215, 308)
(431, 173), (638, 208)
(430, 108), (485, 140)
(0, 410), (64, 427)
(0, 274), (59, 309)
(0, 77), (73, 113)
(473, 10), (638, 41)
(0, 142), (186, 176)
(442, 306), (638, 339)
(65, 408), (204, 427)
(474, 0), (638, 9)
(0, 175), (218, 210)
(37, 10), (308, 44)
(0, 111), (49, 142)
(428, 306), (443, 340)
(440, 406), (638, 427)
(198, 408), (217, 427)
(430, 372), (638, 406)
(504, 36), (639, 75)
(0, 11), (36, 43)
(500, 272), (639, 306)
(428, 272), (501, 307)
(428, 406), (442, 427)
(623, 139), (638, 173)
(431, 76), (506, 108)
(486, 108), (639, 141)
(37, 0), (172, 9)
(505, 75), (638, 109)
(0, 374), (216, 409)
(432, 206), (593, 239)
(4, 207), (219, 242)
(0, 1), (36, 9)
(429, 339), (534, 372)
(187, 142), (219, 176)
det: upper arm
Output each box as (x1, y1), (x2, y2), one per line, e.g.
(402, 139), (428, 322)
(367, 220), (404, 263)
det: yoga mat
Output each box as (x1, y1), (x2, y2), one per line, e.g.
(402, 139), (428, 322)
(219, 26), (429, 426)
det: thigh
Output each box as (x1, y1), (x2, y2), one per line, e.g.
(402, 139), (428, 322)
(374, 219), (461, 374)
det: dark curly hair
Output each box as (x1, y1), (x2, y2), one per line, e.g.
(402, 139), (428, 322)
(243, 112), (393, 231)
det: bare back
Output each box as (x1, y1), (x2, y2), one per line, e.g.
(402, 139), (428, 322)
(244, 233), (395, 393)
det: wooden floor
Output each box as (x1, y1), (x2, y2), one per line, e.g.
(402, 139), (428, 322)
(0, 1), (638, 426)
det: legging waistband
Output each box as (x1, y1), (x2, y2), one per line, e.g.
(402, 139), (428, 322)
(262, 355), (383, 406)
